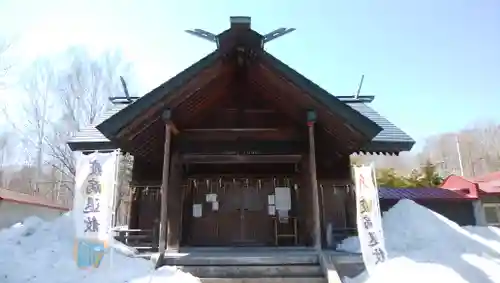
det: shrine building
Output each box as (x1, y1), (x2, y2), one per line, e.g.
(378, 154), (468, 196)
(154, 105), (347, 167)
(68, 17), (414, 253)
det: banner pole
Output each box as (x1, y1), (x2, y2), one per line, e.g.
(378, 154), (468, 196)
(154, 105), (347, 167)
(109, 149), (121, 274)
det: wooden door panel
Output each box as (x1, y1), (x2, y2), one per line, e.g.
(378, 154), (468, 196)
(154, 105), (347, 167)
(185, 176), (295, 246)
(220, 179), (243, 244)
(188, 179), (219, 245)
(240, 178), (274, 245)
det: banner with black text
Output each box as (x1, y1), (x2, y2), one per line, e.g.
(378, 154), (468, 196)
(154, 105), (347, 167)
(73, 151), (119, 268)
(353, 163), (388, 274)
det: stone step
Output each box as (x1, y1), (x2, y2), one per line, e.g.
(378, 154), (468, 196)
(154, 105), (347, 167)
(179, 265), (323, 278)
(162, 252), (319, 266)
(199, 277), (327, 283)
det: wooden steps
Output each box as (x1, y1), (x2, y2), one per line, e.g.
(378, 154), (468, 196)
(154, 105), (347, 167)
(158, 250), (327, 283)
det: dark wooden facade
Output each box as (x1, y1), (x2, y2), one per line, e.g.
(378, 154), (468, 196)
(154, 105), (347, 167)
(68, 17), (415, 252)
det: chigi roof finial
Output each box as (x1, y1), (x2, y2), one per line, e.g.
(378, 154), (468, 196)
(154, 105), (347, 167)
(109, 76), (139, 105)
(185, 16), (295, 47)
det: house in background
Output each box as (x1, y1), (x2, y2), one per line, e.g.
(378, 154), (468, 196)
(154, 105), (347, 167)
(0, 188), (69, 229)
(379, 187), (477, 226)
(441, 172), (500, 227)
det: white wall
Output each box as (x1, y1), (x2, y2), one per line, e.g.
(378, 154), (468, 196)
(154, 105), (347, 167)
(0, 200), (66, 229)
(473, 200), (487, 226)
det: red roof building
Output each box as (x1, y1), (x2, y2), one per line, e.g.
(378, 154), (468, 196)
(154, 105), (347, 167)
(0, 189), (70, 211)
(441, 172), (500, 197)
(441, 172), (500, 227)
(0, 188), (70, 229)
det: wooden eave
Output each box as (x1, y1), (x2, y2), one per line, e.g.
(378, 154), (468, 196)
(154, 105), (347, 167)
(181, 154), (302, 164)
(96, 51), (223, 140)
(257, 51), (382, 140)
(97, 53), (381, 145)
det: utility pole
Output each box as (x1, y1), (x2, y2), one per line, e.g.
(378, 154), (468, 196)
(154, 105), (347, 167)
(455, 135), (465, 176)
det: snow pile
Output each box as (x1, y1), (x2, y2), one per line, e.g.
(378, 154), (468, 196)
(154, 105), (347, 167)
(0, 213), (200, 283)
(338, 199), (500, 283)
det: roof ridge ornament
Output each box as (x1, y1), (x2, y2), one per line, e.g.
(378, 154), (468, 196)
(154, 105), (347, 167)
(185, 17), (295, 48)
(336, 75), (376, 103)
(109, 76), (139, 105)
(262, 28), (296, 44)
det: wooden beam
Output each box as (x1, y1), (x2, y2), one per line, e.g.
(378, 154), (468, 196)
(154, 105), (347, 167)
(307, 110), (322, 250)
(177, 141), (305, 155)
(158, 110), (173, 253)
(254, 64), (363, 148)
(117, 62), (225, 139)
(167, 121), (180, 135)
(178, 128), (300, 141)
(183, 128), (282, 132)
(222, 108), (276, 113)
(181, 154), (302, 164)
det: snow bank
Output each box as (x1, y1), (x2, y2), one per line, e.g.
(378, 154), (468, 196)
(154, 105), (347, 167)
(0, 213), (200, 283)
(338, 199), (500, 283)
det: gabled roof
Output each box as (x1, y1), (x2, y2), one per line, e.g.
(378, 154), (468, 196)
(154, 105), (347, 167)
(68, 18), (415, 154)
(97, 51), (221, 139)
(258, 52), (382, 139)
(68, 97), (415, 153)
(379, 187), (476, 201)
(96, 49), (382, 143)
(441, 173), (500, 195)
(67, 104), (127, 151)
(347, 102), (414, 153)
(473, 171), (500, 183)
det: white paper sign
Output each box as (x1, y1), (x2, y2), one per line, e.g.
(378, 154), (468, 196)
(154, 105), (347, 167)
(206, 193), (217, 203)
(268, 194), (275, 205)
(353, 163), (387, 274)
(193, 204), (203, 218)
(212, 201), (219, 211)
(275, 187), (291, 211)
(268, 205), (276, 216)
(73, 151), (118, 242)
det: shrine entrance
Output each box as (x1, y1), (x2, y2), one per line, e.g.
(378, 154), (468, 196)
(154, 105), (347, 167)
(182, 175), (298, 247)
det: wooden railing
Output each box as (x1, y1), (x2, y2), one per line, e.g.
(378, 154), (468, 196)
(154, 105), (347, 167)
(114, 228), (159, 252)
(114, 185), (161, 252)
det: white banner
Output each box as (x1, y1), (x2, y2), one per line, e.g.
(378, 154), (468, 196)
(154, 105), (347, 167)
(73, 151), (119, 242)
(353, 163), (388, 274)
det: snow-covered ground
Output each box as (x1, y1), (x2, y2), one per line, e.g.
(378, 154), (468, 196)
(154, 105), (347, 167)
(0, 213), (200, 283)
(2, 199), (500, 283)
(338, 199), (500, 283)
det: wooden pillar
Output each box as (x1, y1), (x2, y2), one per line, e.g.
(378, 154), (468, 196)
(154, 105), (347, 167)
(166, 153), (182, 251)
(307, 110), (322, 250)
(158, 109), (172, 253)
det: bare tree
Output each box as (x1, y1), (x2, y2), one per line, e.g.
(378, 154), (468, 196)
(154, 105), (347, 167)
(0, 132), (9, 165)
(114, 153), (133, 226)
(0, 38), (14, 186)
(24, 59), (55, 183)
(4, 46), (134, 202)
(0, 38), (12, 89)
(46, 47), (134, 181)
(420, 122), (500, 178)
(0, 132), (10, 187)
(2, 57), (55, 192)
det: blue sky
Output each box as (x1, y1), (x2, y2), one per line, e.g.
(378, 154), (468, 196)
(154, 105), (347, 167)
(0, 0), (499, 151)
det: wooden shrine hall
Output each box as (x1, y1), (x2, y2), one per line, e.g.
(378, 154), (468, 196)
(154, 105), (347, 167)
(68, 17), (414, 253)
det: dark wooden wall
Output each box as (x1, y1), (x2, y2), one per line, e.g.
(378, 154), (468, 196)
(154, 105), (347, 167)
(127, 79), (356, 247)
